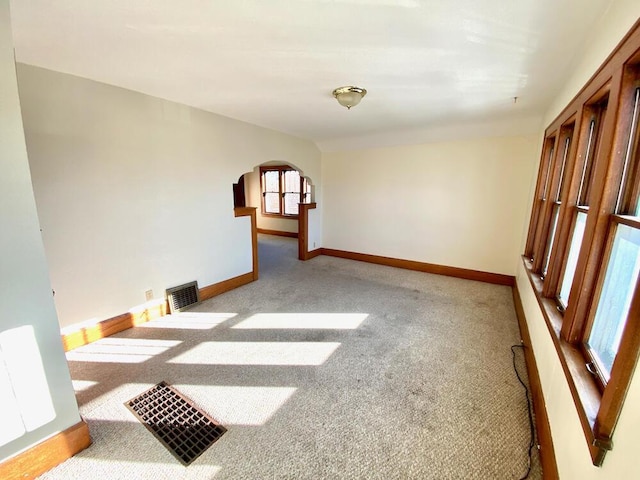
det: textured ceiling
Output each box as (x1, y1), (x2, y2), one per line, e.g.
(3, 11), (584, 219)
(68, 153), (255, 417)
(9, 0), (613, 150)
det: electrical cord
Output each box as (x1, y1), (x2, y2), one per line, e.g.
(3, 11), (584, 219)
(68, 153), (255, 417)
(511, 344), (535, 480)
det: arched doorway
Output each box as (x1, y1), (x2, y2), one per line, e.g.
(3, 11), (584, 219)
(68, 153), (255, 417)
(232, 163), (316, 274)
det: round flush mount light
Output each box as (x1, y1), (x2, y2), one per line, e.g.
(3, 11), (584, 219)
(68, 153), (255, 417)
(332, 86), (367, 110)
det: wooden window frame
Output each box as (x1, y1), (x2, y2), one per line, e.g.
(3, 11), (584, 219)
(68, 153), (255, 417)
(523, 20), (640, 466)
(259, 166), (309, 219)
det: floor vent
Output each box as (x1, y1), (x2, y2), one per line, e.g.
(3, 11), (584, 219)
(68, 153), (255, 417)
(166, 281), (200, 313)
(125, 381), (226, 466)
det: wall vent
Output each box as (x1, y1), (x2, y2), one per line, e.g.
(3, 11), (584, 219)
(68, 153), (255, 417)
(166, 281), (200, 313)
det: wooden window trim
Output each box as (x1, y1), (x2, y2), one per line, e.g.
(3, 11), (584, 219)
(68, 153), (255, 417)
(522, 19), (640, 466)
(522, 256), (608, 465)
(259, 165), (307, 219)
(525, 137), (557, 259)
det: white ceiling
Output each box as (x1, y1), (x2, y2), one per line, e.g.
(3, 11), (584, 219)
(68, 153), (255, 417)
(9, 0), (613, 151)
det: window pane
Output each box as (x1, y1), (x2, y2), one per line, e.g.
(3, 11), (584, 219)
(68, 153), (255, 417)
(559, 211), (587, 306)
(578, 120), (596, 205)
(588, 223), (640, 380)
(543, 204), (560, 277)
(283, 170), (300, 193)
(264, 170), (279, 192)
(617, 88), (640, 214)
(264, 192), (280, 214)
(555, 137), (571, 201)
(542, 146), (555, 200)
(283, 193), (299, 215)
(303, 180), (311, 203)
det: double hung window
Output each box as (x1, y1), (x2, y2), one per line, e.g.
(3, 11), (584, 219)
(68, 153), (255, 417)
(260, 166), (310, 217)
(523, 29), (640, 465)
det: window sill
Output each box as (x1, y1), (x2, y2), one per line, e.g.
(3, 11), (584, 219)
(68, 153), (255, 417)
(522, 256), (610, 466)
(261, 213), (299, 220)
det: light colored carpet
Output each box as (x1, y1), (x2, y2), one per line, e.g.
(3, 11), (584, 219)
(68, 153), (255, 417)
(42, 235), (542, 479)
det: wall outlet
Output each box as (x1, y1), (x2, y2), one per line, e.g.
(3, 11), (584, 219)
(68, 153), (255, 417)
(145, 289), (154, 301)
(313, 242), (316, 248)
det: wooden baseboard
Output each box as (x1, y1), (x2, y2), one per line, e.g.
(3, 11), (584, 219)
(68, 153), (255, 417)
(0, 420), (91, 480)
(306, 248), (322, 259)
(62, 271), (256, 352)
(62, 301), (167, 352)
(320, 248), (515, 286)
(199, 271), (255, 301)
(512, 284), (559, 480)
(257, 228), (298, 238)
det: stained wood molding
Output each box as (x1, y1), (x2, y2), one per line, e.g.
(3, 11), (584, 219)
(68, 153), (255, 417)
(321, 248), (515, 286)
(0, 420), (91, 480)
(512, 284), (559, 480)
(62, 272), (256, 352)
(257, 228), (298, 238)
(298, 202), (317, 261)
(62, 301), (167, 351)
(199, 272), (255, 301)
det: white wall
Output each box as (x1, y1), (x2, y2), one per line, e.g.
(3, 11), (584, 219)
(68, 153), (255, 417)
(518, 0), (640, 477)
(322, 136), (538, 275)
(0, 2), (80, 462)
(17, 64), (321, 329)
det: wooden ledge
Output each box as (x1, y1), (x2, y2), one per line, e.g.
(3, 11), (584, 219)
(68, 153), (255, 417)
(521, 256), (607, 465)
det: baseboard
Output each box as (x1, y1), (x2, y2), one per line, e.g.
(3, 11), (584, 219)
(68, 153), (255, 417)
(257, 228), (298, 238)
(62, 301), (167, 352)
(320, 248), (515, 286)
(0, 420), (91, 480)
(306, 248), (322, 259)
(62, 272), (255, 352)
(512, 284), (559, 480)
(199, 271), (255, 301)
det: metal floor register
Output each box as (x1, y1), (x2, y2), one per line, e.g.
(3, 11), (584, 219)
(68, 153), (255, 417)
(125, 381), (226, 465)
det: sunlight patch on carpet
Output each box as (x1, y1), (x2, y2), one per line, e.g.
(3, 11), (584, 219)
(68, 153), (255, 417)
(66, 338), (181, 364)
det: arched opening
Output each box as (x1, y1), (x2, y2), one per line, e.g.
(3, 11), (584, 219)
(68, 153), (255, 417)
(232, 162), (316, 276)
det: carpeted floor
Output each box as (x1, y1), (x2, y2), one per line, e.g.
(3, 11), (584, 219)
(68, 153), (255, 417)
(42, 235), (542, 479)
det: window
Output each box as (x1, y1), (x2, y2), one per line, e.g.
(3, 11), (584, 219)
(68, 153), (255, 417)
(260, 166), (310, 217)
(558, 100), (607, 310)
(523, 27), (640, 466)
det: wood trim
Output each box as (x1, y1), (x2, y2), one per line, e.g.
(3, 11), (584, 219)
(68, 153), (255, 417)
(235, 206), (259, 280)
(298, 202), (317, 261)
(306, 248), (322, 259)
(522, 256), (606, 465)
(0, 420), (91, 480)
(62, 207), (258, 352)
(562, 70), (623, 343)
(512, 284), (559, 480)
(320, 248), (514, 286)
(257, 228), (298, 238)
(62, 301), (167, 352)
(199, 272), (255, 301)
(62, 269), (256, 352)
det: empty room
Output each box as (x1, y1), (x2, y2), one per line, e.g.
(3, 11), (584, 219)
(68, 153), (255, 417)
(2, 1), (640, 479)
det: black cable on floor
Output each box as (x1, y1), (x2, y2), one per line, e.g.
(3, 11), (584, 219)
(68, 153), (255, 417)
(511, 344), (535, 480)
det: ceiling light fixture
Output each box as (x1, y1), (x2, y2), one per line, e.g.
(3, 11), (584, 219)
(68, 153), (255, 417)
(332, 86), (367, 110)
